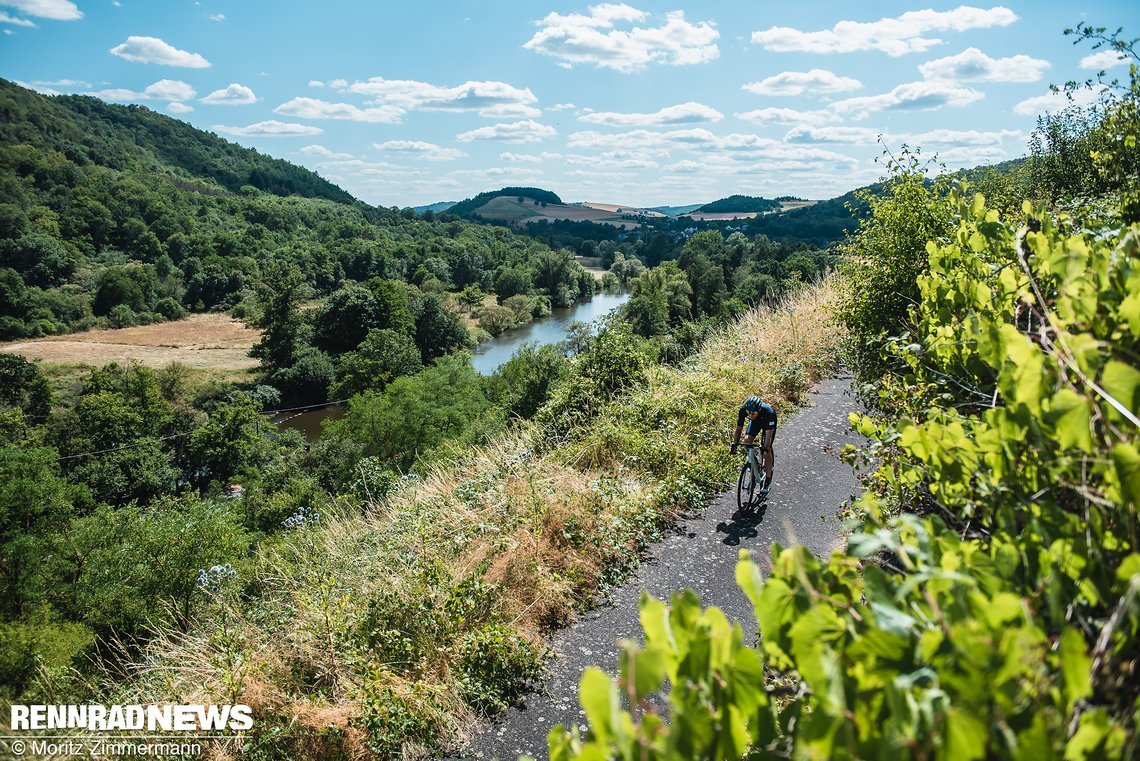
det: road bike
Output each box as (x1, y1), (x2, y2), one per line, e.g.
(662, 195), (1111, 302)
(735, 442), (768, 511)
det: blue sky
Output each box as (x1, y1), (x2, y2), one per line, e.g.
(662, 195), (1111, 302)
(2, 1), (1137, 207)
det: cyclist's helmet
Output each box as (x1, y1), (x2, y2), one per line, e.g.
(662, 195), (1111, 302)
(743, 395), (762, 413)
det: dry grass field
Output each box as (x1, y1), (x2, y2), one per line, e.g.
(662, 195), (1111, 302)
(0, 313), (260, 371)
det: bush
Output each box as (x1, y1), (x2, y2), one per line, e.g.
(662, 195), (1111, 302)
(153, 296), (186, 320)
(107, 303), (138, 328)
(476, 304), (518, 336)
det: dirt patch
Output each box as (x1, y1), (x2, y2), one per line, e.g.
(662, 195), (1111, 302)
(0, 314), (260, 371)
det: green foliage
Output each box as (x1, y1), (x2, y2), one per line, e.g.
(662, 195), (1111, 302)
(486, 343), (569, 419)
(550, 585), (774, 761)
(0, 354), (52, 422)
(70, 495), (251, 638)
(838, 149), (955, 384)
(329, 356), (490, 473)
(330, 327), (422, 399)
(539, 324), (652, 434)
(456, 623), (544, 713)
(695, 194), (781, 214)
(0, 606), (94, 701)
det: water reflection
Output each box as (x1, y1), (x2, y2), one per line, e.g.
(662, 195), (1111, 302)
(470, 291), (630, 375)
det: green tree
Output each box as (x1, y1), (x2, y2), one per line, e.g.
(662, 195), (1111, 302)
(331, 356), (490, 472)
(331, 328), (423, 399)
(413, 293), (468, 363)
(250, 261), (310, 373)
(313, 284), (380, 356)
(487, 343), (568, 419)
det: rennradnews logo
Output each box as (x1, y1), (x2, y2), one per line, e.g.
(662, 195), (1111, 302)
(10, 704), (253, 732)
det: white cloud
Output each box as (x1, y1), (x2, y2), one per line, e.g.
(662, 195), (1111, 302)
(564, 149), (659, 168)
(208, 13), (224, 21)
(919, 48), (1049, 82)
(735, 107), (835, 126)
(930, 144), (1011, 166)
(752, 6), (1018, 57)
(372, 140), (466, 161)
(274, 97), (403, 123)
(213, 120), (323, 137)
(0, 0), (80, 20)
(201, 83), (258, 105)
(315, 158), (410, 176)
(567, 128), (858, 170)
(0, 12), (35, 26)
(109, 36), (211, 68)
(832, 81), (984, 117)
(342, 77), (539, 118)
(500, 152), (546, 163)
(87, 79), (197, 102)
(550, 102), (576, 110)
(578, 101), (723, 126)
(524, 6), (719, 72)
(1081, 50), (1130, 70)
(743, 69), (862, 96)
(30, 78), (90, 87)
(1013, 86), (1106, 116)
(456, 120), (556, 143)
(299, 144), (354, 159)
(167, 102), (193, 114)
(448, 166), (544, 182)
(308, 80), (325, 88)
(784, 126), (882, 144)
(908, 128), (1022, 145)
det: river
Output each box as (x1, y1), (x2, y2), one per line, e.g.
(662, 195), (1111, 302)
(469, 290), (629, 375)
(270, 290), (630, 442)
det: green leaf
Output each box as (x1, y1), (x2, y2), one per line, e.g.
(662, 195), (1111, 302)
(735, 551), (764, 629)
(1064, 710), (1122, 760)
(1060, 628), (1092, 712)
(620, 643), (669, 703)
(1047, 388), (1094, 453)
(1112, 443), (1140, 509)
(985, 592), (1024, 628)
(1116, 553), (1140, 584)
(578, 667), (619, 744)
(1100, 360), (1140, 419)
(944, 706), (987, 761)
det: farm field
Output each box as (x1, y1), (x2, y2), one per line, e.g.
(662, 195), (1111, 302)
(473, 196), (644, 228)
(680, 199), (819, 221)
(0, 313), (260, 371)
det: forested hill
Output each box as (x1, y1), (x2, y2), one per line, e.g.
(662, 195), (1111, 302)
(0, 78), (353, 203)
(0, 80), (599, 343)
(695, 195), (780, 214)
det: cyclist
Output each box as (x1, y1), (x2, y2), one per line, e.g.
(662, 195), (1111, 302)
(730, 395), (777, 495)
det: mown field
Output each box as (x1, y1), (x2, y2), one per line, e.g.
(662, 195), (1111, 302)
(0, 314), (260, 371)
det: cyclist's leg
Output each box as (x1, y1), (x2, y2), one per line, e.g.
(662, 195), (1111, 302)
(762, 429), (775, 489)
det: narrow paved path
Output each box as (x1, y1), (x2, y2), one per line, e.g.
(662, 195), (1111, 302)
(457, 375), (864, 760)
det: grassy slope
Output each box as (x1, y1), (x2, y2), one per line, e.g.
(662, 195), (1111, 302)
(122, 280), (844, 758)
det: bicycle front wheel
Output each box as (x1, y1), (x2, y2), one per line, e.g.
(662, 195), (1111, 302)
(737, 461), (757, 511)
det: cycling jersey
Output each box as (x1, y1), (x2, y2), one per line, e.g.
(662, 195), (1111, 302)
(737, 401), (777, 438)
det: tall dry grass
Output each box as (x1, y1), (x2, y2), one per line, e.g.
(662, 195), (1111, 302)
(117, 278), (844, 759)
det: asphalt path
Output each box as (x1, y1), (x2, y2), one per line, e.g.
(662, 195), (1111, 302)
(456, 374), (864, 760)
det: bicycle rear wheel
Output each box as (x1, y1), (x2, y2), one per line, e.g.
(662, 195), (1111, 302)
(737, 461), (758, 510)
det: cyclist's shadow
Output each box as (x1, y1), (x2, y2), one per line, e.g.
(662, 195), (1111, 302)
(717, 498), (768, 546)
